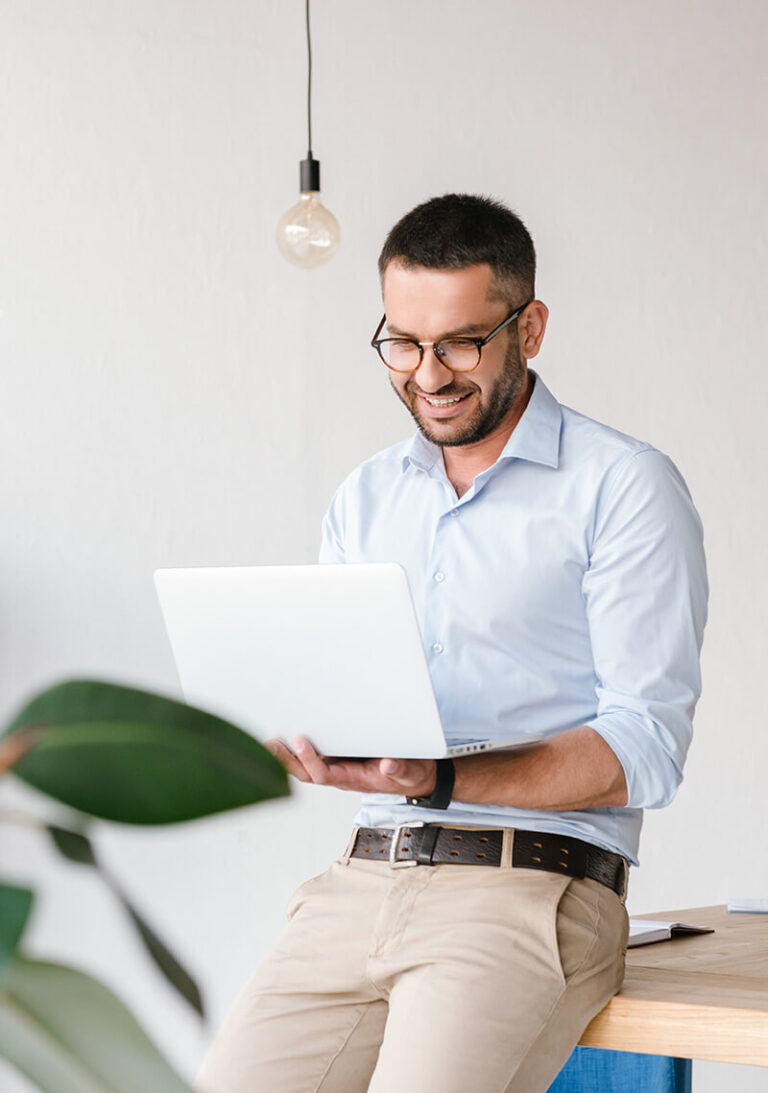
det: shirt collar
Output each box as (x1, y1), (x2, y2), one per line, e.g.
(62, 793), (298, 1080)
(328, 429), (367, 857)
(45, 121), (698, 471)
(402, 370), (563, 473)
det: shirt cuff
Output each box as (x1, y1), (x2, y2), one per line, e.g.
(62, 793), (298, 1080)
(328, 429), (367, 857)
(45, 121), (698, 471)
(585, 710), (687, 810)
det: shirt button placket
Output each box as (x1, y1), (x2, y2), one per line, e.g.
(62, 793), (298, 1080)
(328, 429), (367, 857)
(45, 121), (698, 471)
(429, 514), (452, 660)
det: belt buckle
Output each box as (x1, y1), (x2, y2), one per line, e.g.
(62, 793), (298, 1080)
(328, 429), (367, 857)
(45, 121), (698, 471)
(389, 822), (424, 868)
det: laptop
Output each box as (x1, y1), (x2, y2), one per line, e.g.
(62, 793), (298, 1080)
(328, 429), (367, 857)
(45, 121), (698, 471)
(154, 563), (543, 759)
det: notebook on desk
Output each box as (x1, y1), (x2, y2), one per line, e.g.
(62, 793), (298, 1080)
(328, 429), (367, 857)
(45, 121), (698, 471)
(154, 562), (544, 759)
(628, 919), (715, 947)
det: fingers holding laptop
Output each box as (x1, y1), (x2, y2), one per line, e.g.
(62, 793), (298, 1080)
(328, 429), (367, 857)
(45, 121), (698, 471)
(264, 738), (313, 782)
(265, 736), (437, 796)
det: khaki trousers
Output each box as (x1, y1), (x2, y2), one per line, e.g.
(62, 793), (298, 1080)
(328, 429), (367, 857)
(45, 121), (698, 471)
(197, 836), (628, 1093)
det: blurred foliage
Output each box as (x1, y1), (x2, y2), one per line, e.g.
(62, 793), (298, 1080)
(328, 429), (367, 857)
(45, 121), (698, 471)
(0, 679), (290, 1091)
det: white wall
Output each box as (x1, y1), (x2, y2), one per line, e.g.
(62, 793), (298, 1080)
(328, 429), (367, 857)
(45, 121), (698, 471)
(1, 1), (766, 1089)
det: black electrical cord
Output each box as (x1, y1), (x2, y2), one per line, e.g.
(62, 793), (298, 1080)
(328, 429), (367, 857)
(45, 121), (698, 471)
(306, 0), (313, 156)
(299, 0), (320, 193)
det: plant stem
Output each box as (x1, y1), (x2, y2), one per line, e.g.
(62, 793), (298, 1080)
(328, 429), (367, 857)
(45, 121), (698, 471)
(0, 729), (44, 776)
(0, 807), (48, 830)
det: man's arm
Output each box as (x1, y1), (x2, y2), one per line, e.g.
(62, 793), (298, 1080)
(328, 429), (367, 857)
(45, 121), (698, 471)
(451, 725), (627, 809)
(266, 724), (627, 809)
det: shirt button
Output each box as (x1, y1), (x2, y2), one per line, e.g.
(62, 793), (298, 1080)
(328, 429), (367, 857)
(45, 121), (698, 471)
(432, 642), (444, 654)
(434, 571), (445, 583)
(449, 509), (460, 517)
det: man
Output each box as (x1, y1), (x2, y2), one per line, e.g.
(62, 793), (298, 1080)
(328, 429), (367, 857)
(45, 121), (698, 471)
(198, 194), (707, 1092)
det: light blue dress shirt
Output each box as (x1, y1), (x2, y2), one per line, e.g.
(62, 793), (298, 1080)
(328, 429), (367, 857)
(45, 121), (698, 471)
(319, 371), (708, 865)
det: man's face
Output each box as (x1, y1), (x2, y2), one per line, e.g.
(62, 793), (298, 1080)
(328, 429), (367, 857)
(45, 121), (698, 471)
(381, 262), (528, 448)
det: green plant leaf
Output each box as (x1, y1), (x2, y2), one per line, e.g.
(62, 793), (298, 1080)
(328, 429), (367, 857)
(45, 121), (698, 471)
(3, 679), (289, 823)
(0, 883), (34, 969)
(46, 825), (204, 1017)
(0, 957), (193, 1092)
(47, 825), (97, 866)
(118, 895), (204, 1018)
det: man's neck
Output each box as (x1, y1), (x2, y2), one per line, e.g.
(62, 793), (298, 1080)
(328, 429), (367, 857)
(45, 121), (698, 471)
(442, 373), (534, 498)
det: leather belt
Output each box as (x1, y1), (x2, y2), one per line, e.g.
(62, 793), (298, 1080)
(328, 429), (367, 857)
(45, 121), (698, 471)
(349, 824), (627, 898)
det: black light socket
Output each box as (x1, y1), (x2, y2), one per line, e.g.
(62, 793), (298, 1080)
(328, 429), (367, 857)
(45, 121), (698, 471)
(300, 155), (321, 193)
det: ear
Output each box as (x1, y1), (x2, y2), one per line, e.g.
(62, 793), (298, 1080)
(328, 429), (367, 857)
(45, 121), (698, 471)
(519, 301), (549, 361)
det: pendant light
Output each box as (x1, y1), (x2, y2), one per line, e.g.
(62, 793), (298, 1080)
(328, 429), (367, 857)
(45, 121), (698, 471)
(276, 0), (341, 269)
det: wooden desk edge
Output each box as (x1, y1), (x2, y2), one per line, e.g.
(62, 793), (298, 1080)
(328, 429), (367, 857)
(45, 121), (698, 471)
(579, 995), (768, 1067)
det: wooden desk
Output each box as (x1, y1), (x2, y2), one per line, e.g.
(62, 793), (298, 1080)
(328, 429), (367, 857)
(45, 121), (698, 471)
(579, 905), (768, 1067)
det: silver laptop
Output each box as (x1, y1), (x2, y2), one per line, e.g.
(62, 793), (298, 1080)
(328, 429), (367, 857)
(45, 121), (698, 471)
(154, 563), (542, 759)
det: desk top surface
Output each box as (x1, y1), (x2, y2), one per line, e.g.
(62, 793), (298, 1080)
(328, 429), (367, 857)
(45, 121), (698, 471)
(624, 904), (768, 1010)
(580, 904), (768, 1065)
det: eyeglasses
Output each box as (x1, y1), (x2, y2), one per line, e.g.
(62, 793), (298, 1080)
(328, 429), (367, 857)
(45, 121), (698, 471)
(370, 302), (531, 374)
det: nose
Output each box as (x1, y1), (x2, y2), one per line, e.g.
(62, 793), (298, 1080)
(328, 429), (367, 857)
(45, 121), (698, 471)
(413, 345), (455, 393)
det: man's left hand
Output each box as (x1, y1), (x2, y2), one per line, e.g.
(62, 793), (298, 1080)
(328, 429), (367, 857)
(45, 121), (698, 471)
(265, 736), (437, 798)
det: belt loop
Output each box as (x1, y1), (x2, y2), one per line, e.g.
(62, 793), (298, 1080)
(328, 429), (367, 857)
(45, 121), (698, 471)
(416, 823), (440, 866)
(339, 825), (360, 866)
(501, 828), (515, 869)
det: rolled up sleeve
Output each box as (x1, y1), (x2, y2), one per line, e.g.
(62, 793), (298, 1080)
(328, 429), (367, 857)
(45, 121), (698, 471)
(582, 448), (708, 809)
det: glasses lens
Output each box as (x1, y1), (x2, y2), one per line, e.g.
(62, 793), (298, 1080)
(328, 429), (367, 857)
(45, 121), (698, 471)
(378, 339), (422, 370)
(435, 339), (481, 372)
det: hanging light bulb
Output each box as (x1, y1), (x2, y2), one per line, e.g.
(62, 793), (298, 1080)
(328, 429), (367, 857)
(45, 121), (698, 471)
(276, 155), (340, 269)
(276, 0), (340, 269)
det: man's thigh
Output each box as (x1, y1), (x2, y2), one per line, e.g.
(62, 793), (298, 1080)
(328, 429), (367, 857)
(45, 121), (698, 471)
(195, 860), (392, 1093)
(367, 866), (627, 1093)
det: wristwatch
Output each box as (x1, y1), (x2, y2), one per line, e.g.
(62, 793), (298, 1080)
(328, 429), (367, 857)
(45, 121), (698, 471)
(406, 758), (455, 810)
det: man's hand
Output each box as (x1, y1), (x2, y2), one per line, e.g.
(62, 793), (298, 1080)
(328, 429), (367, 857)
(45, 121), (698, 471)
(265, 736), (437, 798)
(266, 725), (628, 811)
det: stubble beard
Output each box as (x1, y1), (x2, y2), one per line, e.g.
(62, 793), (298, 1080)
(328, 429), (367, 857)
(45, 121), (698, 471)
(393, 340), (527, 448)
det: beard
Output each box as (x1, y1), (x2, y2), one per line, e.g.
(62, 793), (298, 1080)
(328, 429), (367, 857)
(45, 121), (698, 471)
(392, 338), (527, 448)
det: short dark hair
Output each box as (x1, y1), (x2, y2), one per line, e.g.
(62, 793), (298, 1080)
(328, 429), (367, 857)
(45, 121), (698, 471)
(378, 193), (536, 303)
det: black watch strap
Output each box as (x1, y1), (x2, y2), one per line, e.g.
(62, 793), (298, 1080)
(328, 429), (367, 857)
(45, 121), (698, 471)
(406, 758), (455, 810)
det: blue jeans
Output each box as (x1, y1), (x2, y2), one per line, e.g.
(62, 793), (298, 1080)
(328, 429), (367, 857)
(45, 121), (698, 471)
(548, 1047), (692, 1092)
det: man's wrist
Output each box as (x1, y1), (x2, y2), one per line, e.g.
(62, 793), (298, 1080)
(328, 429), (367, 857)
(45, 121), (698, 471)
(406, 758), (455, 810)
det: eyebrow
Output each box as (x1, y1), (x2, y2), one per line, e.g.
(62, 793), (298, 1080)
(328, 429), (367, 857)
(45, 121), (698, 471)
(385, 321), (489, 338)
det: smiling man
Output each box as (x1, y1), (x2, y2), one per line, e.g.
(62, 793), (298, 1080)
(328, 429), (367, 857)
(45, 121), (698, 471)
(378, 264), (535, 452)
(197, 194), (708, 1093)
